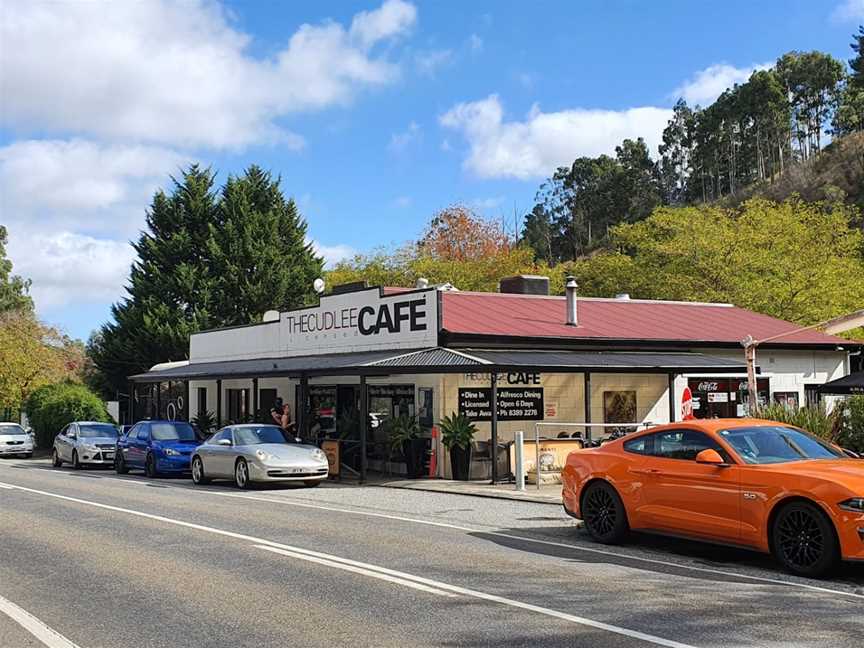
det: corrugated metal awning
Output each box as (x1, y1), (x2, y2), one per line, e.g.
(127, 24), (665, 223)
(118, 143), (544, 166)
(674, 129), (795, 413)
(129, 347), (747, 382)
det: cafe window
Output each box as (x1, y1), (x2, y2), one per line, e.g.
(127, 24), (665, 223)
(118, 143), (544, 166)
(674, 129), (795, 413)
(227, 389), (249, 423)
(603, 391), (637, 426)
(773, 392), (799, 409)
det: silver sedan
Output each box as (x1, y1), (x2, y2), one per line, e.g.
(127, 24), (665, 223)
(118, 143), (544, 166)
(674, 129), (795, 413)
(52, 421), (119, 469)
(191, 424), (329, 489)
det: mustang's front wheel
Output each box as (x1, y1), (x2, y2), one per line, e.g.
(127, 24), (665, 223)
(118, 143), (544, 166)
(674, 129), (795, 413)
(581, 481), (629, 544)
(772, 501), (839, 578)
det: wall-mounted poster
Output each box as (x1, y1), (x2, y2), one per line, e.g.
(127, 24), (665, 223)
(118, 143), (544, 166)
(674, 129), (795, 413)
(603, 391), (637, 424)
(418, 387), (433, 428)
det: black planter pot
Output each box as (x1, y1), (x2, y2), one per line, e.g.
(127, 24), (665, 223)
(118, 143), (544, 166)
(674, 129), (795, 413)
(402, 437), (427, 478)
(449, 445), (472, 481)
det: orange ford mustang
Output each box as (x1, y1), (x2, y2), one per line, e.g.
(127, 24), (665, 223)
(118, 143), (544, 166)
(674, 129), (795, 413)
(561, 418), (864, 577)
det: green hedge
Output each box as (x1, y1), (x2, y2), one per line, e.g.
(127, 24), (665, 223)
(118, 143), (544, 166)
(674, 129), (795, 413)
(25, 382), (111, 449)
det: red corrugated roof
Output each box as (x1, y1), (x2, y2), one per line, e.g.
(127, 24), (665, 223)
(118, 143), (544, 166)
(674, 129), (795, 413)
(439, 291), (848, 347)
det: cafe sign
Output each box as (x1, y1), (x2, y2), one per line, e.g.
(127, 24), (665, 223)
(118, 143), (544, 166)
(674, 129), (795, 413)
(459, 387), (544, 421)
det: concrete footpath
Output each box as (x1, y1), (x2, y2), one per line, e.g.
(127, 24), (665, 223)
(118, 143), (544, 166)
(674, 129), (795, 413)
(375, 477), (563, 505)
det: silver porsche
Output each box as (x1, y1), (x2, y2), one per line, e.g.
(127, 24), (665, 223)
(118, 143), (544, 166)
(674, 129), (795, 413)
(190, 424), (329, 489)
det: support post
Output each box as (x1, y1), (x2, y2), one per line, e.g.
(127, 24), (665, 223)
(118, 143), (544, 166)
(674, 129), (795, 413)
(583, 372), (592, 441)
(514, 430), (525, 491)
(490, 371), (499, 484)
(745, 343), (758, 414)
(155, 382), (161, 419)
(128, 381), (135, 425)
(252, 378), (259, 423)
(299, 375), (309, 438)
(359, 375), (368, 483)
(668, 373), (677, 423)
(185, 381), (191, 422)
(216, 379), (222, 427)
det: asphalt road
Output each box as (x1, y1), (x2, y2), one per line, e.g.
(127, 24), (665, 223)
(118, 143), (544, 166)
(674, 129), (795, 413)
(1, 458), (863, 648)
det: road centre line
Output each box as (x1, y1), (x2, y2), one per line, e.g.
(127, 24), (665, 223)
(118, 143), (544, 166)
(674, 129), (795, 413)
(256, 543), (697, 648)
(5, 465), (864, 603)
(0, 481), (695, 648)
(254, 545), (457, 597)
(0, 593), (81, 648)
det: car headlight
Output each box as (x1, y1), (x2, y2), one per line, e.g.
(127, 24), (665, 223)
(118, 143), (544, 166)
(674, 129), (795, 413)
(839, 498), (864, 513)
(313, 449), (327, 463)
(255, 449), (271, 461)
(163, 448), (181, 457)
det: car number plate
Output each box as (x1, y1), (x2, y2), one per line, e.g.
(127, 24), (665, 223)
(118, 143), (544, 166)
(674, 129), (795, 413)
(291, 468), (304, 473)
(104, 453), (114, 459)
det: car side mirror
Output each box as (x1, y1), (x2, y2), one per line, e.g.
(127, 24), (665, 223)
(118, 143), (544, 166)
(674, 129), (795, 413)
(68, 434), (76, 440)
(696, 448), (727, 467)
(217, 438), (232, 446)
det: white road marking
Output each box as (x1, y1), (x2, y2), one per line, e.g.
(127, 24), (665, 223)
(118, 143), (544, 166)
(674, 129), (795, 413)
(254, 545), (457, 597)
(1, 481), (695, 648)
(254, 546), (699, 648)
(0, 594), (81, 648)
(5, 464), (864, 602)
(0, 482), (14, 489)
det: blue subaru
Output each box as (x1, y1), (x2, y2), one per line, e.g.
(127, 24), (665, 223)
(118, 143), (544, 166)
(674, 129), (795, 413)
(115, 420), (200, 477)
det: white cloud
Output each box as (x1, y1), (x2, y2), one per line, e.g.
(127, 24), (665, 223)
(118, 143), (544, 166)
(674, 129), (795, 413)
(388, 121), (422, 152)
(350, 0), (417, 48)
(672, 62), (772, 107)
(393, 196), (413, 208)
(309, 240), (356, 268)
(415, 49), (454, 76)
(6, 229), (136, 310)
(440, 95), (672, 180)
(472, 196), (505, 210)
(0, 0), (417, 150)
(0, 139), (188, 237)
(831, 0), (864, 22)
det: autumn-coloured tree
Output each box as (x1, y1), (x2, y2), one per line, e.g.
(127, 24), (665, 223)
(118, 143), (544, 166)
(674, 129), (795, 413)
(0, 311), (84, 419)
(418, 205), (513, 261)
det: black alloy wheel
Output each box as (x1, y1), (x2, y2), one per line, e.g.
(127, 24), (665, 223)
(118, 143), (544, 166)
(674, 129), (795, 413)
(51, 449), (62, 468)
(115, 452), (128, 475)
(581, 481), (629, 544)
(71, 450), (81, 470)
(145, 453), (158, 478)
(773, 501), (839, 577)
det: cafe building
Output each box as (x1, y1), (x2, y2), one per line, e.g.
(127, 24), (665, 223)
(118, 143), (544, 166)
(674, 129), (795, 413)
(129, 276), (858, 482)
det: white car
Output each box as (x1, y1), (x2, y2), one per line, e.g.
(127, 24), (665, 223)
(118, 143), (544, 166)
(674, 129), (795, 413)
(52, 421), (119, 469)
(191, 424), (329, 489)
(0, 423), (33, 458)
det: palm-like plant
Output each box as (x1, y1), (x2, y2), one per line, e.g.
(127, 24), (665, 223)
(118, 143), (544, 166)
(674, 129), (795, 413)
(387, 414), (421, 457)
(439, 412), (477, 450)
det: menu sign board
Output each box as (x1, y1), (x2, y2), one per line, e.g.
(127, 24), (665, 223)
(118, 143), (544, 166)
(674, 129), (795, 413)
(458, 387), (544, 422)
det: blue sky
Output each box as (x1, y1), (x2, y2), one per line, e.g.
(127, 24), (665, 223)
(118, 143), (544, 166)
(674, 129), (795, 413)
(1, 0), (861, 341)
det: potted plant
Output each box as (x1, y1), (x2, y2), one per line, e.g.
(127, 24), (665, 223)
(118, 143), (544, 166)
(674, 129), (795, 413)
(387, 415), (424, 477)
(439, 412), (477, 480)
(192, 410), (216, 438)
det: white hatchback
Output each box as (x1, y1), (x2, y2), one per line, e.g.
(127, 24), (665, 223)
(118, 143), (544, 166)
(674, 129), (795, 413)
(0, 423), (34, 458)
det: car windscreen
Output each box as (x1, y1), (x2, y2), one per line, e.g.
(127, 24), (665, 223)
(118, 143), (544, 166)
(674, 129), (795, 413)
(78, 424), (119, 438)
(151, 422), (197, 442)
(233, 426), (291, 446)
(719, 425), (844, 464)
(0, 424), (26, 436)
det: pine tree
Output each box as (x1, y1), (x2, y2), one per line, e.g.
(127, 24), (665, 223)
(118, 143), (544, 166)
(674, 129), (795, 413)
(91, 165), (323, 395)
(850, 26), (864, 91)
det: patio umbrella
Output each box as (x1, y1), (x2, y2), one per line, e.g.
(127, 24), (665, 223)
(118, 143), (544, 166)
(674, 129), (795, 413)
(818, 372), (864, 395)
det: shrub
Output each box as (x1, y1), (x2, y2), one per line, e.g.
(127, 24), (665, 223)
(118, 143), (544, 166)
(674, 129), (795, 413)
(25, 382), (111, 448)
(191, 410), (216, 435)
(838, 396), (864, 454)
(753, 402), (844, 444)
